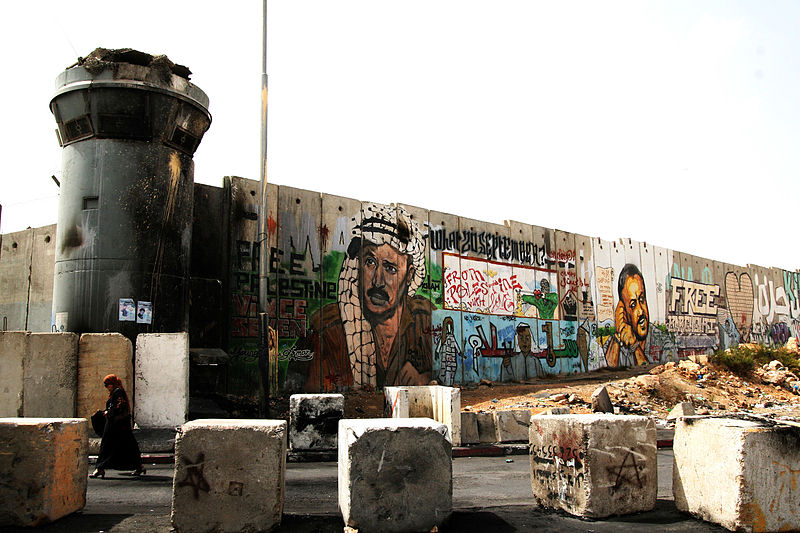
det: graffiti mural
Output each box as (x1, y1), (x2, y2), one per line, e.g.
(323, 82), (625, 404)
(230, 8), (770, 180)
(294, 203), (432, 390)
(232, 180), (800, 394)
(667, 277), (720, 354)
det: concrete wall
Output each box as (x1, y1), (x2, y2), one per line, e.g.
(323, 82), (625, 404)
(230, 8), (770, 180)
(0, 332), (78, 417)
(135, 332), (189, 428)
(0, 225), (56, 333)
(76, 333), (133, 421)
(6, 181), (800, 395)
(248, 182), (800, 393)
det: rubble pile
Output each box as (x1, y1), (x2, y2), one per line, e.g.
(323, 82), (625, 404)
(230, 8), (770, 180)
(463, 355), (800, 421)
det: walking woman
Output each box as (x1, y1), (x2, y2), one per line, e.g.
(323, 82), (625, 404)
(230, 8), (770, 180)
(90, 374), (145, 478)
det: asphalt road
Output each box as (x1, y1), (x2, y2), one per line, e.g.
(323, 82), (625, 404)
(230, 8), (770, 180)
(1, 450), (726, 533)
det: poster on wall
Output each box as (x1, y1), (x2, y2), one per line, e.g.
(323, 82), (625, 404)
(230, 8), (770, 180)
(137, 301), (153, 324)
(54, 312), (68, 332)
(119, 298), (135, 321)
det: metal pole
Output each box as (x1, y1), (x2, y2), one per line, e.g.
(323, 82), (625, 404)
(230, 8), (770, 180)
(257, 0), (271, 417)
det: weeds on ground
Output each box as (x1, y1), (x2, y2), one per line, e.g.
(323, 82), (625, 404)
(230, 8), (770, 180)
(712, 344), (800, 375)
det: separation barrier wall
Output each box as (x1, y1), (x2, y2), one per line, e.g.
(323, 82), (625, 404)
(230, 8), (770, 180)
(245, 181), (800, 394)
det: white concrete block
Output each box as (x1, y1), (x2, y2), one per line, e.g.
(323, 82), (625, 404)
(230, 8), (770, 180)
(383, 387), (409, 418)
(666, 401), (695, 421)
(135, 333), (189, 428)
(494, 410), (531, 442)
(338, 418), (452, 532)
(0, 418), (88, 527)
(383, 386), (461, 445)
(289, 394), (344, 451)
(673, 416), (800, 532)
(171, 419), (287, 533)
(529, 414), (657, 518)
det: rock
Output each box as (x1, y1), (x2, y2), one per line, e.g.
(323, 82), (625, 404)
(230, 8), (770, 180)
(549, 393), (569, 402)
(666, 402), (695, 421)
(591, 386), (614, 414)
(478, 379), (493, 387)
(786, 337), (800, 353)
(696, 408), (710, 415)
(567, 394), (580, 404)
(635, 375), (660, 390)
(665, 362), (677, 369)
(767, 360), (784, 371)
(678, 360), (702, 376)
(762, 370), (788, 386)
(649, 365), (665, 375)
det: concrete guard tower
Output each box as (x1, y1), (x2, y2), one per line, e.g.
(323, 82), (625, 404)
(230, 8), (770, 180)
(49, 48), (211, 340)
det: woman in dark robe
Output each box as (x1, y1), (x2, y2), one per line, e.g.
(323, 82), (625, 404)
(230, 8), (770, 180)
(90, 374), (145, 478)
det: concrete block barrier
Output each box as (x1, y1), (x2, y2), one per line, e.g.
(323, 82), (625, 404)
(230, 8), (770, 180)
(289, 393), (344, 451)
(77, 333), (133, 422)
(384, 385), (461, 445)
(24, 333), (79, 418)
(460, 411), (479, 445)
(0, 333), (80, 418)
(673, 416), (800, 532)
(171, 419), (287, 533)
(494, 409), (531, 442)
(529, 414), (657, 518)
(0, 331), (25, 416)
(0, 418), (88, 527)
(338, 418), (452, 532)
(475, 412), (496, 443)
(135, 333), (189, 428)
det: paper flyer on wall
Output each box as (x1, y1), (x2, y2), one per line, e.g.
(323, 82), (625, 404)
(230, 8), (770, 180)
(119, 298), (136, 321)
(137, 301), (152, 324)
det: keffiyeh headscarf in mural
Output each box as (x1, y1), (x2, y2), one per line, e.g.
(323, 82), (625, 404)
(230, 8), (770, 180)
(338, 203), (426, 387)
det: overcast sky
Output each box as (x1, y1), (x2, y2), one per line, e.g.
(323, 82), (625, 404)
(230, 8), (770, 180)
(1, 1), (798, 271)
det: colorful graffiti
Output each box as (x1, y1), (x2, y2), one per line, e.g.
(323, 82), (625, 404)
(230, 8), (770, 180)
(240, 183), (800, 393)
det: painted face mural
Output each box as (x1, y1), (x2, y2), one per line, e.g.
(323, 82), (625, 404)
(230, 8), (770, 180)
(604, 264), (650, 368)
(359, 242), (412, 320)
(621, 272), (649, 341)
(299, 203), (432, 391)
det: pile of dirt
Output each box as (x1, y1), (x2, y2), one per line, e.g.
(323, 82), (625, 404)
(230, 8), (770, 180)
(70, 48), (192, 80)
(332, 356), (800, 421)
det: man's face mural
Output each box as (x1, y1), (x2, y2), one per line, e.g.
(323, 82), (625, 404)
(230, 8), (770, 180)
(622, 274), (649, 340)
(359, 242), (413, 320)
(517, 325), (533, 353)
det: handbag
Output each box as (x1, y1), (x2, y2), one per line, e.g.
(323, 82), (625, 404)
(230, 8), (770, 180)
(91, 409), (106, 437)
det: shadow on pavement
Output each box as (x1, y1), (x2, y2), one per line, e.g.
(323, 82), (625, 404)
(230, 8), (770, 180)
(0, 513), (132, 533)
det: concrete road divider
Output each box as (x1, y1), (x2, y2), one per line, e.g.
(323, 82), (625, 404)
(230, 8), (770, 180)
(171, 419), (287, 533)
(135, 333), (189, 428)
(673, 415), (800, 532)
(338, 418), (452, 532)
(384, 385), (461, 446)
(529, 414), (657, 518)
(494, 409), (531, 443)
(289, 393), (344, 451)
(0, 418), (88, 527)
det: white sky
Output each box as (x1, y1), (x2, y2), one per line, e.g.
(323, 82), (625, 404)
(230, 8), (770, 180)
(1, 1), (798, 271)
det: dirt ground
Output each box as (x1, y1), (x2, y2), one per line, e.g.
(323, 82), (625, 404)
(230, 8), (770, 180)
(340, 359), (800, 421)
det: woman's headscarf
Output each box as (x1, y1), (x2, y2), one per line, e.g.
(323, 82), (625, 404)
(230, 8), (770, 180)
(103, 374), (126, 397)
